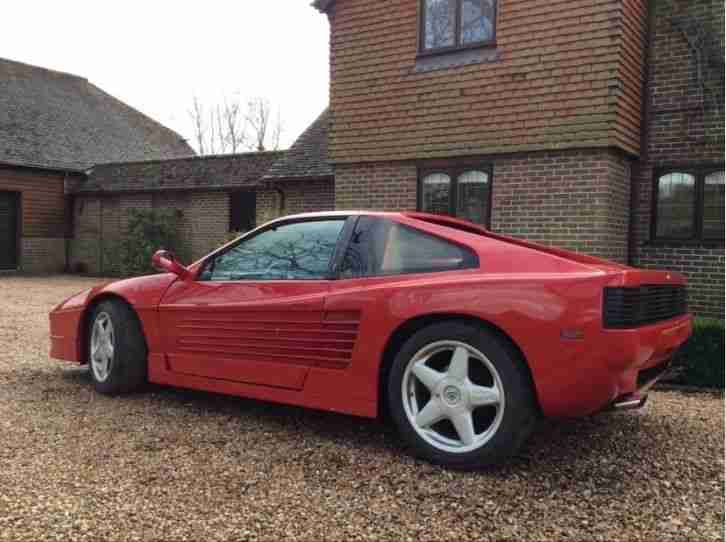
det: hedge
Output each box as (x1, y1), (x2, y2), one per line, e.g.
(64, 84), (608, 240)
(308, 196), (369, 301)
(669, 318), (725, 389)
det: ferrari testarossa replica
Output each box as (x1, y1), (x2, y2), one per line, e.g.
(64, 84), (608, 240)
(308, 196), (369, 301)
(50, 211), (692, 468)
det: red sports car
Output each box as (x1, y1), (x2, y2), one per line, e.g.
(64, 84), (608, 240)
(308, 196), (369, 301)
(50, 211), (692, 468)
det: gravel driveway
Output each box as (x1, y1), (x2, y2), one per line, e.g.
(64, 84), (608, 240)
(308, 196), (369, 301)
(0, 275), (723, 541)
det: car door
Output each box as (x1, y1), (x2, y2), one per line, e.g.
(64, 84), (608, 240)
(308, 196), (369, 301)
(323, 216), (481, 400)
(158, 217), (351, 390)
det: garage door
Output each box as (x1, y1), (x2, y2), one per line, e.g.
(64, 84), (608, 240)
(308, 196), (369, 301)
(0, 192), (19, 270)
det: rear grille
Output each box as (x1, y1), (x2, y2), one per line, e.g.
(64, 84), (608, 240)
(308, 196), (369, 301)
(603, 285), (687, 329)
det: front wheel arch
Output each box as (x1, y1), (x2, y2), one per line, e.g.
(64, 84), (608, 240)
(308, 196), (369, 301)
(80, 294), (144, 365)
(378, 314), (541, 420)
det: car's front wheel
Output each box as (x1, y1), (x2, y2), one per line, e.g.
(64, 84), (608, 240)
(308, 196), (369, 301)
(88, 300), (147, 394)
(388, 322), (538, 469)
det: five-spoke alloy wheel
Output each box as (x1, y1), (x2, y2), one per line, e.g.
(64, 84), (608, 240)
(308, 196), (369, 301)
(87, 300), (148, 394)
(388, 321), (538, 469)
(402, 341), (505, 454)
(90, 312), (115, 383)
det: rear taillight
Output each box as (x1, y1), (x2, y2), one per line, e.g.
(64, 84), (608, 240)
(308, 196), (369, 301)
(603, 285), (687, 328)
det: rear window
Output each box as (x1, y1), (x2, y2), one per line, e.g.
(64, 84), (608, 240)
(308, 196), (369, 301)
(339, 217), (478, 278)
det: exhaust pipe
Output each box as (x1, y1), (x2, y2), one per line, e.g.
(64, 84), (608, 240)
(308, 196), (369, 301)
(611, 393), (648, 411)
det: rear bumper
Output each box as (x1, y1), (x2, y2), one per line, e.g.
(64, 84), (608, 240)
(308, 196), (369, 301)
(605, 358), (672, 412)
(541, 314), (692, 417)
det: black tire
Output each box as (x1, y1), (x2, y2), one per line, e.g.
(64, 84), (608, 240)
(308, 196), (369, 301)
(87, 300), (148, 395)
(387, 321), (538, 469)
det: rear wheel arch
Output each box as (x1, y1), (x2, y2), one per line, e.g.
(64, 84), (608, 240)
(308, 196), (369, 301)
(378, 314), (541, 419)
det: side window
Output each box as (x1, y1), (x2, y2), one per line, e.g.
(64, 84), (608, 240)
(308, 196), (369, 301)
(421, 0), (497, 54)
(419, 167), (492, 226)
(340, 217), (478, 278)
(202, 219), (345, 281)
(652, 167), (724, 242)
(655, 172), (696, 239)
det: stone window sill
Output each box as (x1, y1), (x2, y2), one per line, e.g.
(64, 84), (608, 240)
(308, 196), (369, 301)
(642, 240), (724, 249)
(412, 47), (502, 74)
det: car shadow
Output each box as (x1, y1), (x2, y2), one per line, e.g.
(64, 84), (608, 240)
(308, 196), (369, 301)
(55, 365), (648, 485)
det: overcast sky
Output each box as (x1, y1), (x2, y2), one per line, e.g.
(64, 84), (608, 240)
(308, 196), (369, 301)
(1, 0), (330, 151)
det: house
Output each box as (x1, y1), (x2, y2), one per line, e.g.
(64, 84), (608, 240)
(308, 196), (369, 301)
(0, 57), (194, 272)
(3, 1), (723, 320)
(307, 0), (724, 318)
(0, 58), (334, 275)
(69, 111), (334, 274)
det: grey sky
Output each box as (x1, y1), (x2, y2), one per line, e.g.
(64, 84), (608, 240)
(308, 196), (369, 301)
(1, 0), (330, 151)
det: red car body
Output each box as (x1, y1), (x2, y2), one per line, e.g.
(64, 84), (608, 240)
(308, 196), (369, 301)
(50, 211), (692, 419)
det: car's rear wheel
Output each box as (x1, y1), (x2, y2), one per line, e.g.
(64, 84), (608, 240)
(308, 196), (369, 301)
(88, 300), (147, 394)
(387, 321), (538, 469)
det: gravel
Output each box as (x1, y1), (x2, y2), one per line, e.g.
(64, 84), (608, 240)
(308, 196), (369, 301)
(0, 275), (723, 541)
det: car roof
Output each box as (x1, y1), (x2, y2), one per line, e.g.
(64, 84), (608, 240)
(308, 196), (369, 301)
(269, 210), (491, 234)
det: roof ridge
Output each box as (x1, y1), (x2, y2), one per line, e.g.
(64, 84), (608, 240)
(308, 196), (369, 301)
(0, 56), (87, 81)
(92, 149), (287, 168)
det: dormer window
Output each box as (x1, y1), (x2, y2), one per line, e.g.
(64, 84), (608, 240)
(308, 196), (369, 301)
(420, 0), (496, 54)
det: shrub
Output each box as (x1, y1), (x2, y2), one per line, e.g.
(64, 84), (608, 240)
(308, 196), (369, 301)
(670, 318), (725, 389)
(118, 209), (180, 277)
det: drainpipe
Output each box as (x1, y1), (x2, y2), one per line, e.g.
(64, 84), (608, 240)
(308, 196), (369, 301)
(63, 172), (72, 273)
(274, 186), (286, 217)
(629, 0), (655, 267)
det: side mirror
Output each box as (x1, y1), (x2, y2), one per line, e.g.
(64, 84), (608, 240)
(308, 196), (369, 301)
(151, 250), (189, 279)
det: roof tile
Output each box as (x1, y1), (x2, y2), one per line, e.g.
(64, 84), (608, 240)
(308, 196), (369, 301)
(0, 57), (195, 171)
(263, 109), (332, 181)
(76, 151), (285, 194)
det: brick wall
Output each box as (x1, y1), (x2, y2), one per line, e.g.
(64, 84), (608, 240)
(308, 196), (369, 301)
(335, 162), (418, 211)
(71, 192), (221, 273)
(258, 179), (336, 224)
(631, 0), (725, 318)
(493, 148), (631, 262)
(188, 192), (229, 261)
(153, 192), (192, 263)
(0, 166), (83, 272)
(0, 166), (71, 238)
(256, 189), (282, 225)
(70, 196), (102, 274)
(334, 149), (632, 262)
(326, 0), (647, 163)
(21, 238), (66, 273)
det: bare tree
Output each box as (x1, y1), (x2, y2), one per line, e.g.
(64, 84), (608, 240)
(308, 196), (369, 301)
(246, 98), (283, 151)
(188, 95), (283, 155)
(222, 98), (247, 153)
(189, 96), (208, 155)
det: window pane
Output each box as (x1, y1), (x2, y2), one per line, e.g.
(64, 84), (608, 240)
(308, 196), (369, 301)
(424, 0), (456, 50)
(456, 170), (490, 225)
(422, 173), (451, 216)
(381, 222), (476, 275)
(229, 191), (256, 233)
(207, 220), (344, 281)
(461, 0), (495, 44)
(703, 171), (725, 239)
(340, 218), (477, 277)
(339, 216), (388, 278)
(656, 172), (695, 239)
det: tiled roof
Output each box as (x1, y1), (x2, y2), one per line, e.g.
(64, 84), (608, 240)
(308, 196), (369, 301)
(0, 57), (195, 172)
(75, 151), (285, 194)
(312, 0), (335, 13)
(263, 109), (332, 181)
